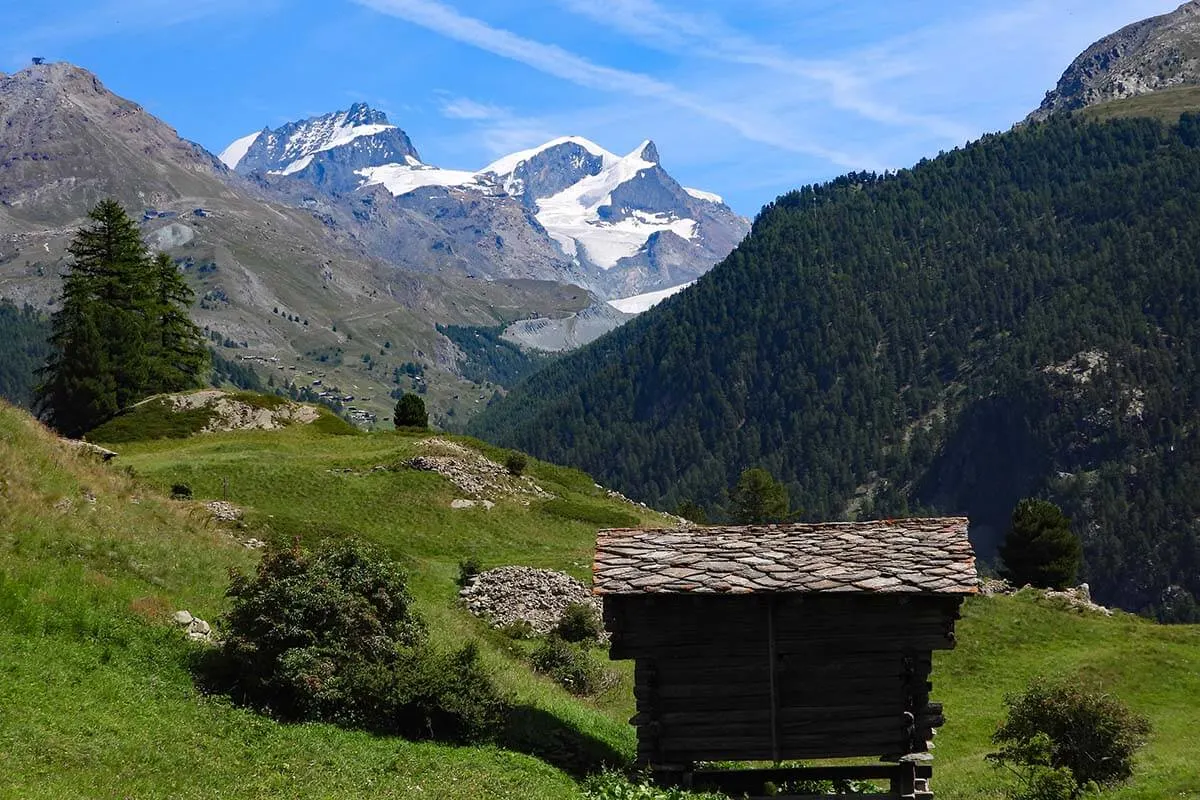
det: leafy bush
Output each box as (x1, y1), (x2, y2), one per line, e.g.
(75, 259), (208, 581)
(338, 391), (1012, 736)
(203, 538), (507, 742)
(531, 635), (609, 695)
(554, 602), (604, 643)
(583, 771), (729, 799)
(170, 482), (192, 500)
(999, 499), (1082, 589)
(499, 619), (536, 640)
(989, 676), (1150, 792)
(505, 451), (527, 476)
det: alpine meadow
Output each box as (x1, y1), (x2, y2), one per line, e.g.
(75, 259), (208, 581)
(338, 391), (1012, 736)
(3, 3), (1200, 800)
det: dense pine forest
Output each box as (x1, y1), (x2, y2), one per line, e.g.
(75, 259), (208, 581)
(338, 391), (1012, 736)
(0, 300), (51, 409)
(472, 113), (1200, 621)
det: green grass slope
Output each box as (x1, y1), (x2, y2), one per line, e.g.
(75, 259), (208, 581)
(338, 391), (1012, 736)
(2, 401), (1199, 799)
(1079, 86), (1200, 124)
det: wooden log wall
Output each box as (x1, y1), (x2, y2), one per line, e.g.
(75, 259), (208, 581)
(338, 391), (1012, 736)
(604, 593), (962, 765)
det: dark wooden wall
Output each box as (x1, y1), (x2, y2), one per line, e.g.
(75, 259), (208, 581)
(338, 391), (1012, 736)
(604, 593), (962, 766)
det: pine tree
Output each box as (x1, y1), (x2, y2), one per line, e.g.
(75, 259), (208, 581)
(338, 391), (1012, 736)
(394, 393), (428, 429)
(999, 499), (1082, 589)
(730, 468), (790, 524)
(36, 200), (206, 436)
(147, 251), (208, 391)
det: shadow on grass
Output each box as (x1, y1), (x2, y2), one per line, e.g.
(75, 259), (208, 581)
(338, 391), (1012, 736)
(499, 705), (628, 778)
(192, 648), (627, 778)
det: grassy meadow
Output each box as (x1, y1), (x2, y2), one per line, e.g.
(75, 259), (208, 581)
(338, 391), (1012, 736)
(1, 399), (1198, 799)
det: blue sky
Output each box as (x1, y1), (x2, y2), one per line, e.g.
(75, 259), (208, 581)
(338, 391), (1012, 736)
(1, 0), (1181, 215)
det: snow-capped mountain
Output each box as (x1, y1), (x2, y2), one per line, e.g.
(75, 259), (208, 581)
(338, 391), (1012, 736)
(224, 103), (420, 193)
(224, 105), (749, 298)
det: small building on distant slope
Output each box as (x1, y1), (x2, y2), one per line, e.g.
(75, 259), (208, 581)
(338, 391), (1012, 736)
(594, 517), (976, 799)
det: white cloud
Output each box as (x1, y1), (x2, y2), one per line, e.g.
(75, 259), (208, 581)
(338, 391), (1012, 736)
(350, 0), (872, 169)
(439, 97), (509, 121)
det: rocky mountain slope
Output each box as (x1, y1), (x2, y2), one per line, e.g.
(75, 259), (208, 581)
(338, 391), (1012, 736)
(1029, 1), (1200, 120)
(0, 61), (589, 423)
(224, 113), (749, 300)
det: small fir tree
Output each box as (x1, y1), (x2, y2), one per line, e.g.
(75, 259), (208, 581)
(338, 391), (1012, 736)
(393, 392), (428, 428)
(999, 499), (1082, 589)
(147, 252), (208, 392)
(730, 468), (790, 524)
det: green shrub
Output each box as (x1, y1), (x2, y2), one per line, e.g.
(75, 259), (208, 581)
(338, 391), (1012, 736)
(582, 771), (730, 799)
(170, 482), (192, 500)
(531, 635), (609, 696)
(499, 619), (535, 640)
(989, 676), (1150, 791)
(457, 557), (482, 588)
(394, 392), (428, 428)
(554, 602), (604, 644)
(999, 499), (1082, 589)
(541, 498), (640, 528)
(202, 538), (507, 742)
(505, 451), (528, 476)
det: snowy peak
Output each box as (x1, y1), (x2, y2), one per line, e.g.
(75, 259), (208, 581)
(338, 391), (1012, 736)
(227, 104), (419, 192)
(632, 139), (659, 165)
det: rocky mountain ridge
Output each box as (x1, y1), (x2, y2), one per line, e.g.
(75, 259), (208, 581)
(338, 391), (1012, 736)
(1029, 0), (1200, 120)
(224, 108), (749, 299)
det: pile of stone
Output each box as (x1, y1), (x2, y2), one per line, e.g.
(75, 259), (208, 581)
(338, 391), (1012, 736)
(460, 566), (602, 634)
(406, 438), (552, 501)
(172, 610), (215, 642)
(205, 500), (243, 522)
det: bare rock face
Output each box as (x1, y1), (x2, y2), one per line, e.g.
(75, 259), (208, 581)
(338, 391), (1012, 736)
(1028, 1), (1200, 121)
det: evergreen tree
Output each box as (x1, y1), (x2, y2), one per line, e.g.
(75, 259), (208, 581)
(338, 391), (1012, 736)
(147, 252), (208, 391)
(394, 392), (428, 429)
(36, 200), (206, 436)
(730, 468), (790, 524)
(999, 499), (1082, 589)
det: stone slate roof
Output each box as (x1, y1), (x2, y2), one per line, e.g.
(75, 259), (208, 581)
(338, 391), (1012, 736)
(593, 518), (976, 595)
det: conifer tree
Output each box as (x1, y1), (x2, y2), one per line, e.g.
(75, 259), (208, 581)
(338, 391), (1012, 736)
(147, 251), (208, 391)
(999, 499), (1082, 589)
(394, 392), (428, 429)
(730, 468), (790, 524)
(36, 199), (207, 436)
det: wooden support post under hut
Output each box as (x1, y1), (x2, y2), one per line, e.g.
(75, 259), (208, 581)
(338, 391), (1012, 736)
(593, 517), (977, 800)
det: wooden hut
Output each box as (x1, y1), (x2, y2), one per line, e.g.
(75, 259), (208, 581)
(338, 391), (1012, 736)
(594, 517), (977, 799)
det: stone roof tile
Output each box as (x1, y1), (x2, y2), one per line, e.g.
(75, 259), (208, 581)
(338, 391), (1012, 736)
(594, 517), (976, 596)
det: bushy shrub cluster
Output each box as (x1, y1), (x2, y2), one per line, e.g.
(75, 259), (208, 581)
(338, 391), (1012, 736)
(553, 602), (604, 643)
(203, 539), (507, 742)
(505, 451), (527, 476)
(531, 635), (608, 696)
(989, 676), (1150, 799)
(583, 771), (729, 799)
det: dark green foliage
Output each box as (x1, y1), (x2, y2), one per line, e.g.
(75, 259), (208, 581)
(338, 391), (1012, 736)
(472, 113), (1200, 619)
(553, 602), (603, 644)
(437, 324), (549, 387)
(457, 557), (482, 588)
(0, 300), (51, 409)
(530, 635), (607, 696)
(505, 451), (527, 476)
(204, 539), (507, 742)
(36, 200), (206, 436)
(85, 397), (216, 443)
(675, 500), (709, 524)
(540, 498), (640, 528)
(393, 392), (428, 429)
(730, 468), (790, 524)
(1000, 500), (1082, 589)
(989, 677), (1151, 791)
(209, 348), (264, 391)
(170, 483), (192, 500)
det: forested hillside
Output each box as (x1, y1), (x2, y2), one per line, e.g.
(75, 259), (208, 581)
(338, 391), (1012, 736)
(472, 113), (1200, 621)
(0, 300), (50, 409)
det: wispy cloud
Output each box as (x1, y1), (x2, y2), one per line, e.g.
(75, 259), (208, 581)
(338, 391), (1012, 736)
(350, 0), (872, 169)
(554, 0), (973, 143)
(439, 96), (508, 121)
